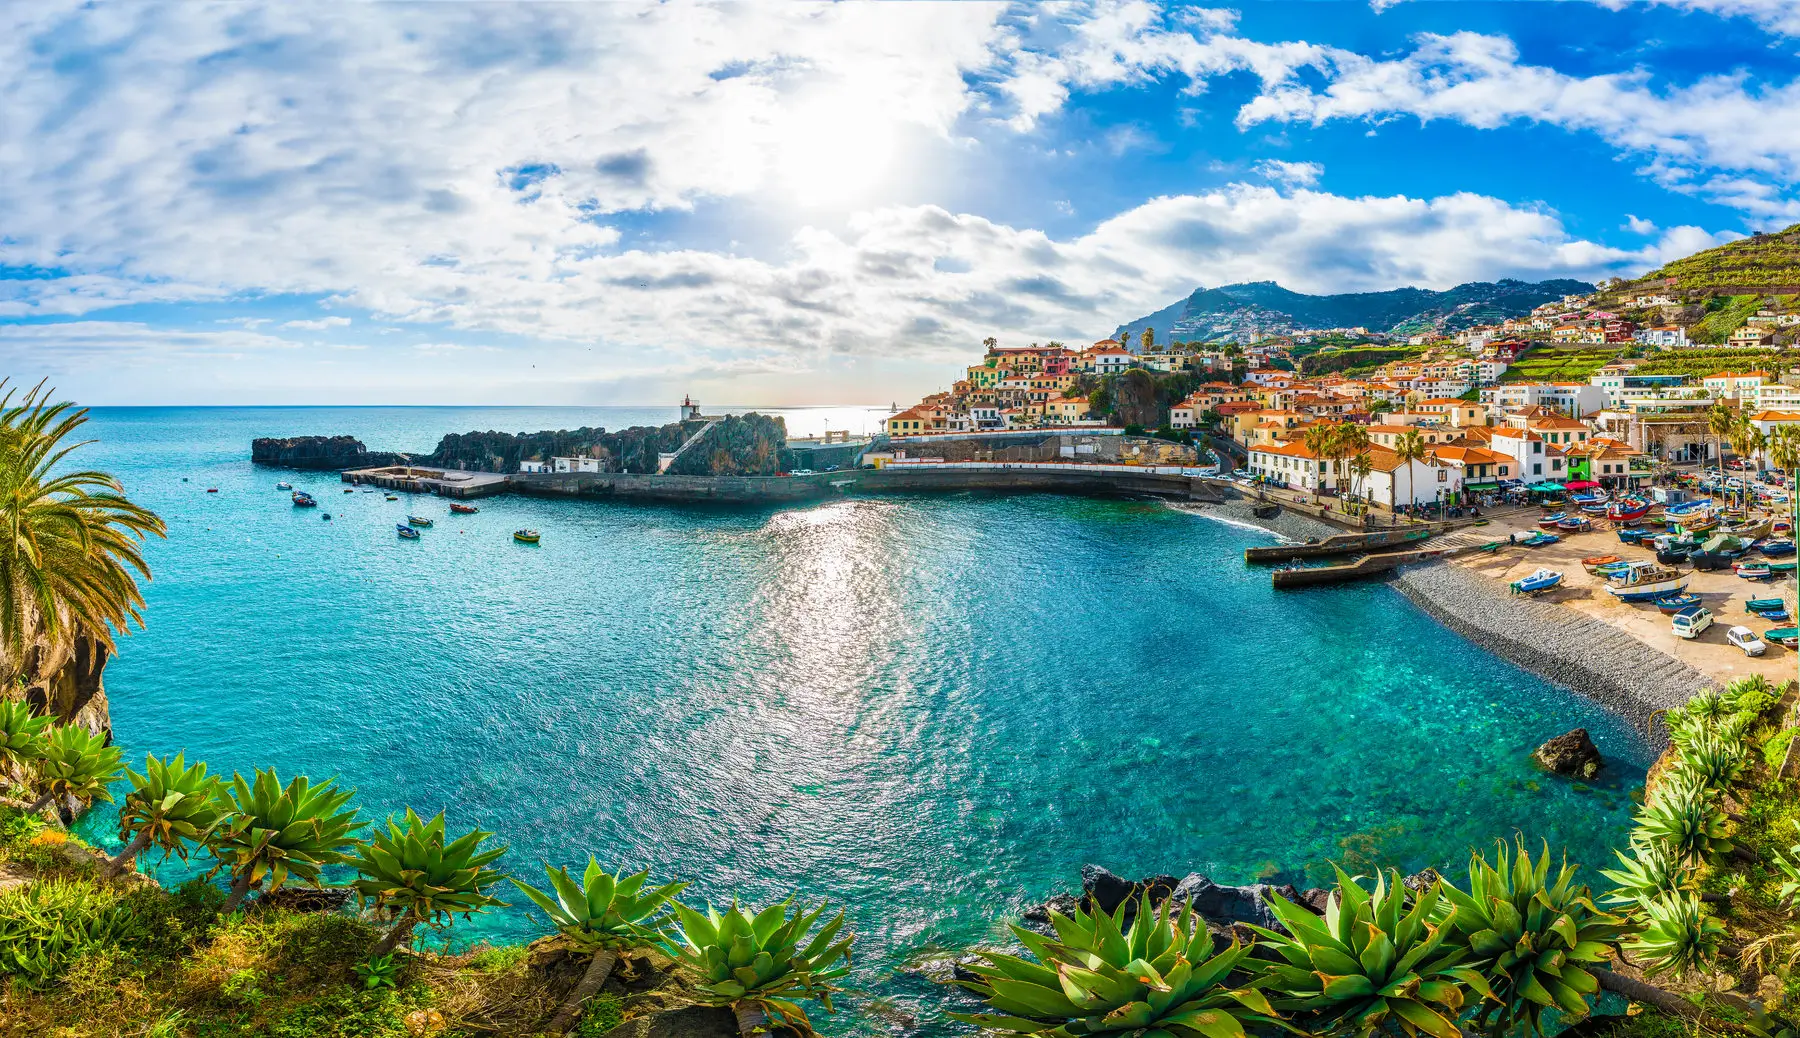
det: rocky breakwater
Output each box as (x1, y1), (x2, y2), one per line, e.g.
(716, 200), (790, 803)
(251, 435), (407, 470)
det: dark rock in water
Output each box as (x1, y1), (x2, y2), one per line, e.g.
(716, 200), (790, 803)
(598, 1005), (738, 1038)
(1403, 868), (1444, 894)
(1169, 874), (1287, 932)
(258, 887), (352, 914)
(905, 950), (989, 986)
(1295, 887), (1334, 915)
(1534, 728), (1603, 779)
(251, 435), (407, 471)
(1079, 865), (1178, 914)
(1023, 892), (1080, 923)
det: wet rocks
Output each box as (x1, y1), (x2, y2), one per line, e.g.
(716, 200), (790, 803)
(1534, 728), (1604, 779)
(1031, 866), (1327, 934)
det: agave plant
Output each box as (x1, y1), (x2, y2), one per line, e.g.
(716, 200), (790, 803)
(666, 898), (853, 1037)
(24, 723), (123, 824)
(954, 897), (1285, 1037)
(1724, 674), (1776, 717)
(108, 752), (226, 877)
(0, 699), (51, 786)
(209, 769), (362, 913)
(1668, 689), (1728, 730)
(348, 808), (508, 954)
(1439, 840), (1629, 1037)
(1250, 868), (1481, 1038)
(1598, 841), (1682, 909)
(1634, 775), (1733, 867)
(511, 860), (685, 1034)
(1624, 892), (1726, 977)
(1676, 734), (1748, 791)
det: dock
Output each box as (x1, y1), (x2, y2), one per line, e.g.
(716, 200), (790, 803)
(1271, 548), (1452, 588)
(1244, 528), (1432, 564)
(341, 465), (511, 499)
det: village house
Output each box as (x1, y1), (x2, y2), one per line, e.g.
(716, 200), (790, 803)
(1362, 447), (1458, 510)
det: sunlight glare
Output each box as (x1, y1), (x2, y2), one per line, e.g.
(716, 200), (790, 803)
(771, 92), (899, 208)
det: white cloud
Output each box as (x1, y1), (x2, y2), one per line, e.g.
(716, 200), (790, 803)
(1624, 214), (1658, 234)
(1595, 0), (1800, 36)
(282, 316), (352, 330)
(1254, 160), (1324, 187)
(995, 7), (1800, 221)
(0, 322), (301, 375)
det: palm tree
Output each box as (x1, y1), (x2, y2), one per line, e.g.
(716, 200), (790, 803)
(1141, 327), (1155, 352)
(1348, 452), (1374, 510)
(1301, 425), (1336, 502)
(1707, 400), (1736, 496)
(1393, 429), (1429, 517)
(512, 860), (685, 1034)
(1729, 415), (1765, 512)
(1768, 425), (1800, 692)
(0, 382), (165, 711)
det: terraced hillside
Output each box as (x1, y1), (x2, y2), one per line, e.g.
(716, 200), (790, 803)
(1638, 222), (1800, 291)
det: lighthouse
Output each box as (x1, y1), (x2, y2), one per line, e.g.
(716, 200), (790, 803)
(678, 394), (701, 421)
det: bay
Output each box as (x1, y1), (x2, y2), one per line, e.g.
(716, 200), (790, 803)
(73, 406), (1651, 1034)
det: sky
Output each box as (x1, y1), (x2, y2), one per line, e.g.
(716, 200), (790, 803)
(2, 1), (1799, 406)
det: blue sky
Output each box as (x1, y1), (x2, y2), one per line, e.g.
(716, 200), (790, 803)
(2, 0), (1798, 405)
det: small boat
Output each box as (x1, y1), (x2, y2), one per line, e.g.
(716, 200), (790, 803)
(207, 488), (219, 494)
(321, 513), (331, 521)
(344, 488), (355, 494)
(1767, 627), (1800, 647)
(1758, 607), (1792, 622)
(292, 491), (317, 507)
(1683, 515), (1720, 534)
(385, 494), (399, 501)
(1654, 592), (1702, 614)
(1604, 562), (1689, 602)
(361, 488), (377, 493)
(1581, 554), (1622, 572)
(1580, 504), (1609, 517)
(408, 515), (434, 527)
(396, 524), (420, 540)
(1608, 499), (1652, 522)
(1595, 561), (1636, 577)
(1538, 513), (1568, 530)
(1762, 540), (1796, 557)
(450, 502), (479, 515)
(1739, 563), (1775, 581)
(1725, 519), (1773, 540)
(1749, 598), (1787, 612)
(276, 481), (293, 490)
(513, 529), (541, 544)
(1618, 527), (1651, 545)
(1772, 561), (1799, 573)
(1777, 519), (1794, 536)
(1522, 532), (1561, 547)
(1511, 569), (1564, 595)
(1558, 516), (1594, 533)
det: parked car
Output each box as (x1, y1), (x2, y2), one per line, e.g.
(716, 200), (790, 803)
(1726, 625), (1768, 656)
(1671, 606), (1714, 639)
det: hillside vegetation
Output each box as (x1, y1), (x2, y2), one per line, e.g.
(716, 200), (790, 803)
(1639, 223), (1800, 290)
(1499, 346), (1625, 383)
(1632, 348), (1798, 380)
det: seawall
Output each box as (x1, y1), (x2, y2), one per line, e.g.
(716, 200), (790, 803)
(510, 466), (1225, 504)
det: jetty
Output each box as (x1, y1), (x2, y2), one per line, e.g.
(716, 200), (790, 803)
(1271, 547), (1455, 588)
(342, 465), (510, 499)
(1244, 528), (1432, 564)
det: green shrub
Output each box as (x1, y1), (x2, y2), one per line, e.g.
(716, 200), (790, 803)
(467, 942), (531, 973)
(0, 878), (139, 988)
(1765, 728), (1798, 770)
(573, 993), (626, 1036)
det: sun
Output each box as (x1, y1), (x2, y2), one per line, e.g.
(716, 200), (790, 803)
(768, 92), (900, 209)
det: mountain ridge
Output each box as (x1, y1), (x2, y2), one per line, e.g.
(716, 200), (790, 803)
(1112, 278), (1595, 347)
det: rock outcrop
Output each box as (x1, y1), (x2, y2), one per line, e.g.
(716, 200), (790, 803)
(251, 435), (406, 470)
(1533, 728), (1604, 779)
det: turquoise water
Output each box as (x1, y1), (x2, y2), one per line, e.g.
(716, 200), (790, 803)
(72, 407), (1651, 1034)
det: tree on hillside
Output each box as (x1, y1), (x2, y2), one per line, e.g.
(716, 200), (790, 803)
(1708, 401), (1736, 488)
(1140, 327), (1155, 352)
(982, 336), (997, 350)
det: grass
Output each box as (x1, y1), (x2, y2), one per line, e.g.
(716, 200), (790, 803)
(1690, 294), (1765, 345)
(0, 808), (704, 1038)
(1641, 223), (1800, 291)
(1632, 348), (1794, 380)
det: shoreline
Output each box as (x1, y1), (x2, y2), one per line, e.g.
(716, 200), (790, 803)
(1181, 495), (1695, 743)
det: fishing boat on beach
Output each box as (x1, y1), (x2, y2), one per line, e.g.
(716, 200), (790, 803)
(1654, 592), (1702, 613)
(1581, 554), (1622, 572)
(291, 491), (317, 507)
(450, 502), (479, 514)
(1538, 513), (1567, 530)
(1762, 540), (1796, 556)
(1767, 628), (1800, 647)
(1617, 527), (1652, 545)
(1522, 532), (1561, 547)
(1511, 569), (1564, 595)
(396, 524), (420, 540)
(1747, 597), (1785, 614)
(1607, 497), (1651, 522)
(1557, 516), (1594, 533)
(513, 529), (540, 544)
(1737, 562), (1775, 581)
(1604, 561), (1689, 602)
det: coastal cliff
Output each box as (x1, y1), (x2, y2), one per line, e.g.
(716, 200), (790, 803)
(255, 414), (800, 476)
(251, 435), (406, 470)
(12, 635), (115, 739)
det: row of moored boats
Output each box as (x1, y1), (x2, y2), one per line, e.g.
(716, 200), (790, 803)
(277, 483), (540, 544)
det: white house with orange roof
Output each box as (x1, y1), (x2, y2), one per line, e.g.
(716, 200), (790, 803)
(1362, 447), (1458, 509)
(1701, 371), (1771, 401)
(1430, 444), (1515, 489)
(1490, 426), (1571, 482)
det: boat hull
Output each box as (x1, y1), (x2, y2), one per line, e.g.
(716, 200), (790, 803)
(1606, 577), (1689, 601)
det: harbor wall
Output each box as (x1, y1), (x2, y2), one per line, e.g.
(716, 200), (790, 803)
(510, 465), (1225, 503)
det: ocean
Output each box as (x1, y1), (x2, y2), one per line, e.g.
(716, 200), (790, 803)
(72, 405), (1652, 1034)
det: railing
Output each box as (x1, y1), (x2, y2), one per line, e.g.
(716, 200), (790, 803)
(878, 459), (1213, 477)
